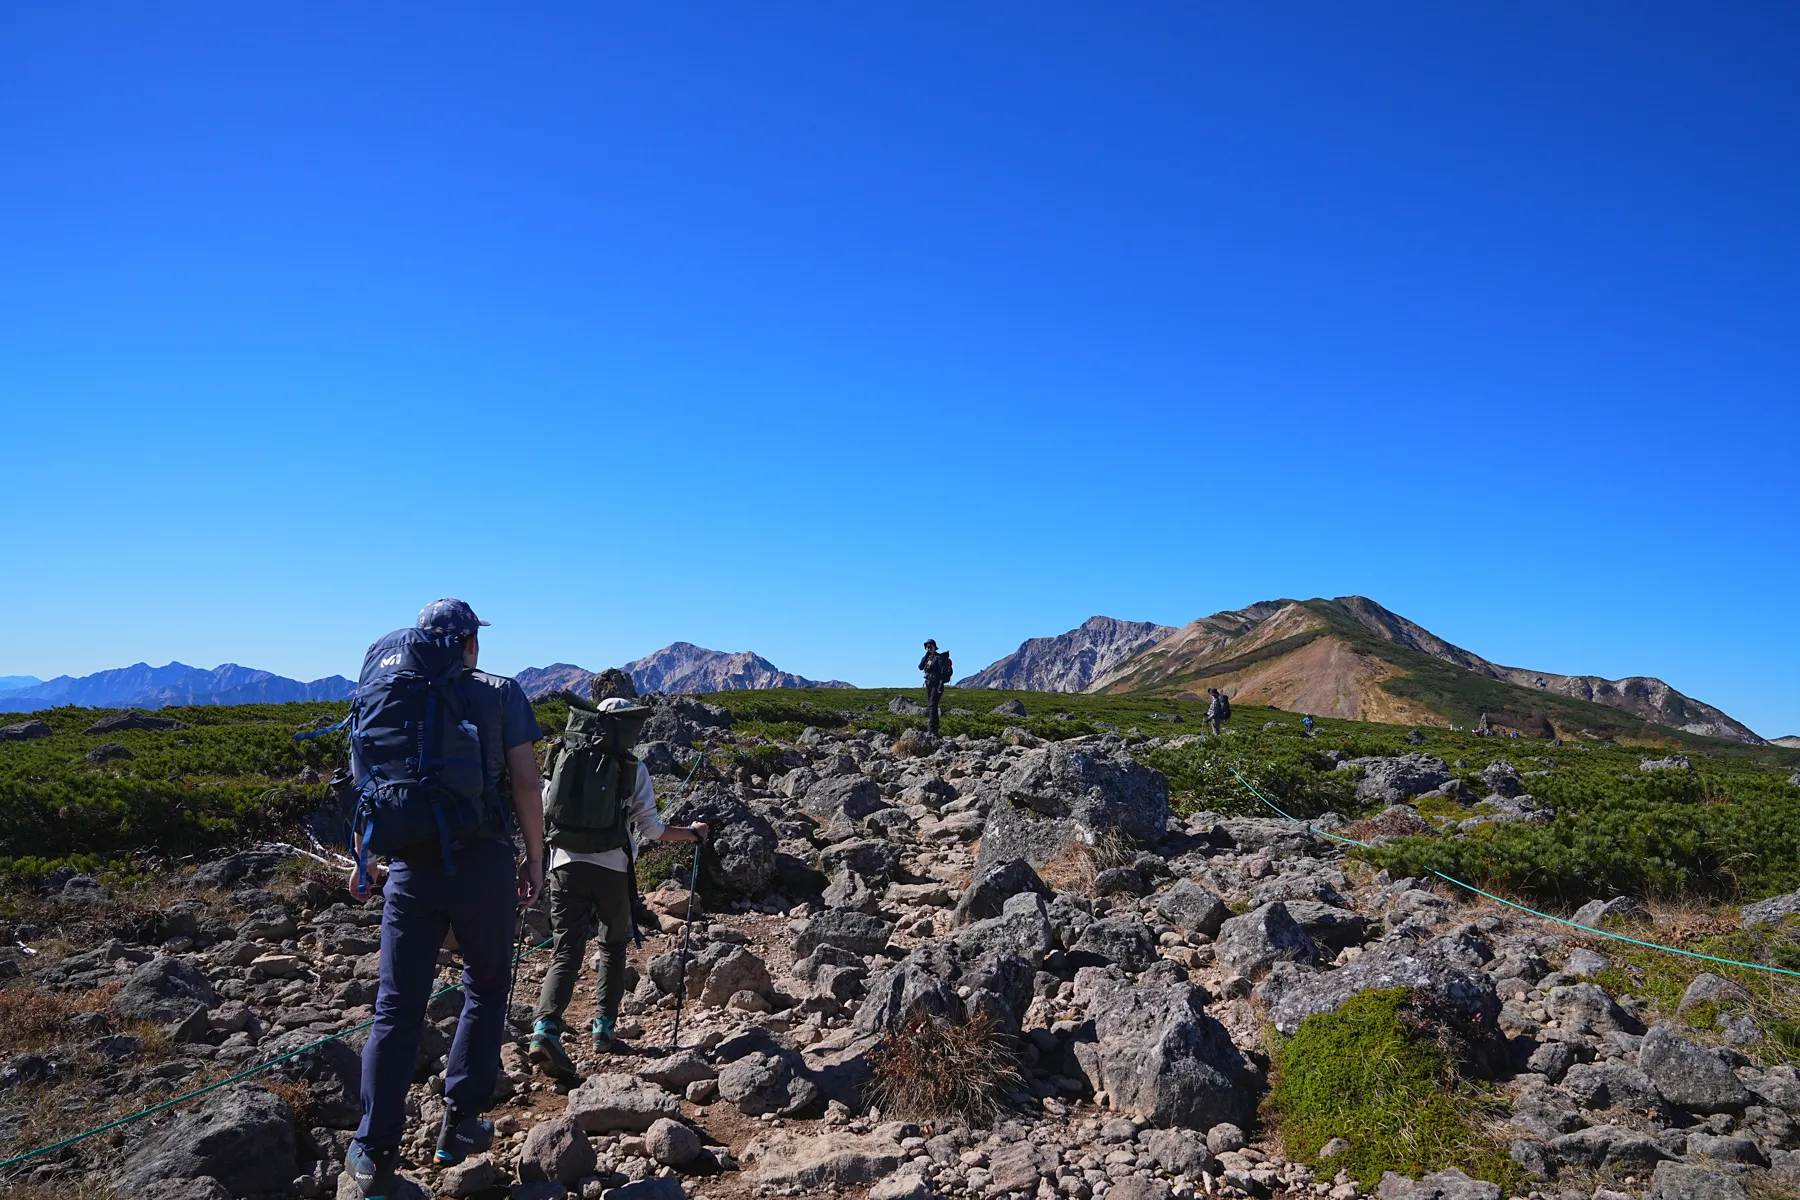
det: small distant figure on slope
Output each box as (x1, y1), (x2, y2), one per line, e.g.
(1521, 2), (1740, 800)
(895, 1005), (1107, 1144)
(919, 639), (954, 737)
(1206, 687), (1232, 736)
(1302, 713), (1315, 736)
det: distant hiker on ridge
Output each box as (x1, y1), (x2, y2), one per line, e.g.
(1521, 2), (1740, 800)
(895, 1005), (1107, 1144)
(1206, 687), (1232, 736)
(919, 639), (953, 736)
(344, 599), (546, 1200)
(528, 686), (708, 1080)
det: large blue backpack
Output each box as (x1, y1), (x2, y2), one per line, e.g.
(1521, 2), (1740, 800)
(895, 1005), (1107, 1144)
(342, 627), (488, 883)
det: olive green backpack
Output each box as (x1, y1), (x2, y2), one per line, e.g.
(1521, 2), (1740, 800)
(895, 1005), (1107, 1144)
(541, 699), (651, 853)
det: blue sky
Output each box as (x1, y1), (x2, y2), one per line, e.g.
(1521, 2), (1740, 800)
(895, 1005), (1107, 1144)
(2, 4), (1796, 735)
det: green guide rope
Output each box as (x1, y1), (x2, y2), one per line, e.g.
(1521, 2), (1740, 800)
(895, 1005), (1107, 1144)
(1227, 767), (1800, 980)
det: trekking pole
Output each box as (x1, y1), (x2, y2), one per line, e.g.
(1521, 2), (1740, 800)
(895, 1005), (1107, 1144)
(668, 840), (702, 1052)
(504, 907), (525, 1036)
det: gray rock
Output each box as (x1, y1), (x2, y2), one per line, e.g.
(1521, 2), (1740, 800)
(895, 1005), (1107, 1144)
(634, 1050), (716, 1091)
(1564, 947), (1609, 977)
(335, 1171), (430, 1200)
(1739, 889), (1800, 929)
(1375, 1169), (1501, 1200)
(1647, 1161), (1747, 1200)
(644, 1117), (702, 1166)
(697, 946), (774, 1007)
(819, 839), (904, 882)
(1639, 1022), (1751, 1114)
(949, 859), (1050, 927)
(868, 1173), (933, 1200)
(262, 1030), (363, 1129)
(1349, 754), (1451, 804)
(604, 1182), (683, 1200)
(1256, 945), (1501, 1036)
(856, 954), (965, 1035)
(1684, 1133), (1767, 1166)
(0, 719), (53, 741)
(1106, 1180), (1171, 1200)
(85, 741), (136, 764)
(1544, 982), (1635, 1035)
(1572, 896), (1644, 927)
(954, 891), (1053, 966)
(803, 775), (889, 821)
(718, 1050), (820, 1116)
(441, 1157), (497, 1197)
(1205, 1123), (1246, 1153)
(1068, 915), (1157, 973)
(1092, 866), (1146, 896)
(662, 786), (779, 898)
(1548, 1124), (1673, 1170)
(519, 1114), (597, 1186)
(565, 1074), (681, 1132)
(991, 699), (1028, 717)
(1071, 973), (1252, 1128)
(741, 1129), (905, 1187)
(119, 1085), (296, 1197)
(1525, 1040), (1577, 1082)
(58, 874), (114, 903)
(1560, 1062), (1667, 1113)
(1152, 879), (1230, 938)
(1280, 900), (1368, 949)
(793, 910), (894, 958)
(135, 1180), (233, 1200)
(1678, 973), (1753, 1015)
(1640, 755), (1692, 772)
(1213, 902), (1316, 977)
(509, 1182), (567, 1200)
(822, 869), (883, 914)
(1142, 1127), (1215, 1175)
(1480, 760), (1523, 799)
(973, 741), (1170, 875)
(84, 711), (187, 734)
(113, 955), (218, 1024)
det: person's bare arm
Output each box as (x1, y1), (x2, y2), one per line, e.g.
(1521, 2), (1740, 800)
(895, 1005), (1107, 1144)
(507, 742), (545, 908)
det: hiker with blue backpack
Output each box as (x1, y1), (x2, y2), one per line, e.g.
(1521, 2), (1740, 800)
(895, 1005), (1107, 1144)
(526, 689), (710, 1080)
(340, 599), (546, 1200)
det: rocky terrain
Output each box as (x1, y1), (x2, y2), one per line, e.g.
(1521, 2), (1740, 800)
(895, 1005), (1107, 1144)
(4, 701), (1800, 1200)
(958, 619), (1177, 694)
(0, 663), (355, 713)
(519, 646), (851, 701)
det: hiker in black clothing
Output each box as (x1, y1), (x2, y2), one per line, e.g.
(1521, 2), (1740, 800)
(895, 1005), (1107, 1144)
(919, 640), (953, 736)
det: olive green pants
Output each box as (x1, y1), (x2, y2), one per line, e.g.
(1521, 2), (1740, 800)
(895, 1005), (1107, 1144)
(533, 861), (631, 1026)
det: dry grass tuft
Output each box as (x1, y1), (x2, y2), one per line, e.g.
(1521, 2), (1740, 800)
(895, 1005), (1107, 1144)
(891, 733), (925, 758)
(0, 986), (116, 1051)
(867, 1007), (1022, 1126)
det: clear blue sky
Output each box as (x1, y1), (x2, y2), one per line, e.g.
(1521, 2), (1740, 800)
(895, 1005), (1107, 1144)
(3, 4), (1797, 736)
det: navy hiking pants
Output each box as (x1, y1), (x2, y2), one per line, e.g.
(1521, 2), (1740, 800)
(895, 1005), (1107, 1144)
(355, 837), (516, 1149)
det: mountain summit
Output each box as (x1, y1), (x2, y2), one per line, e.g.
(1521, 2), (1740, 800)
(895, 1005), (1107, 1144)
(0, 662), (353, 713)
(966, 596), (1761, 744)
(516, 642), (851, 700)
(957, 616), (1176, 692)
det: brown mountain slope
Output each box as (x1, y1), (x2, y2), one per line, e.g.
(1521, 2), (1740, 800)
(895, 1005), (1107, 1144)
(1090, 596), (1763, 744)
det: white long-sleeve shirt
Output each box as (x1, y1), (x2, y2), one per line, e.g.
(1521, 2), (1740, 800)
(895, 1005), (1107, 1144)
(547, 761), (666, 873)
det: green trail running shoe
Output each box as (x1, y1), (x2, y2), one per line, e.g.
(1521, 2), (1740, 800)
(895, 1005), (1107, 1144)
(592, 1014), (617, 1053)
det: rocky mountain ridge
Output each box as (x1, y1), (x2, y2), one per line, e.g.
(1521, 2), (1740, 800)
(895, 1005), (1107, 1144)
(969, 597), (1762, 744)
(518, 642), (852, 700)
(0, 662), (354, 713)
(957, 617), (1177, 693)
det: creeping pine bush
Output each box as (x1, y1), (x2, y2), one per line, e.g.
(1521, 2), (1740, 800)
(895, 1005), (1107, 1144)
(1266, 989), (1524, 1190)
(867, 1008), (1022, 1126)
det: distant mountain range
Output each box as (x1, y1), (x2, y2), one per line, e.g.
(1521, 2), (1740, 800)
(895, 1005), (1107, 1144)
(0, 676), (42, 692)
(963, 597), (1766, 745)
(517, 642), (853, 700)
(957, 616), (1176, 692)
(0, 663), (354, 713)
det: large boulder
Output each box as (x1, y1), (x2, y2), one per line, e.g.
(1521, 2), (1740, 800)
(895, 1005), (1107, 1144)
(1255, 944), (1502, 1036)
(1068, 915), (1157, 973)
(1071, 973), (1253, 1129)
(119, 1085), (296, 1197)
(0, 719), (53, 741)
(951, 858), (1051, 927)
(1738, 890), (1800, 930)
(518, 1114), (598, 1186)
(953, 891), (1054, 966)
(565, 1074), (681, 1132)
(84, 711), (187, 734)
(661, 785), (779, 898)
(1647, 1161), (1748, 1200)
(639, 694), (732, 747)
(1213, 903), (1317, 976)
(1638, 1023), (1751, 1114)
(803, 775), (889, 821)
(1347, 754), (1451, 804)
(718, 1050), (820, 1116)
(742, 1129), (906, 1187)
(793, 910), (894, 958)
(1152, 880), (1230, 938)
(973, 740), (1170, 875)
(113, 956), (218, 1024)
(855, 951), (966, 1035)
(261, 1030), (363, 1128)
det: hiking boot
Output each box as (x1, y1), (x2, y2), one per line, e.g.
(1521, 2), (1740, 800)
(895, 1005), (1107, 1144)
(433, 1108), (494, 1166)
(528, 1019), (578, 1081)
(592, 1014), (618, 1053)
(346, 1139), (399, 1199)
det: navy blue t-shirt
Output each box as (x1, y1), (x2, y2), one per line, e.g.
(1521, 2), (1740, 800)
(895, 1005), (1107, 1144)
(465, 669), (541, 838)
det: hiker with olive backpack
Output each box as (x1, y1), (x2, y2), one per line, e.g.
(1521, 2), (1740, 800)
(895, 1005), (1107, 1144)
(528, 690), (707, 1079)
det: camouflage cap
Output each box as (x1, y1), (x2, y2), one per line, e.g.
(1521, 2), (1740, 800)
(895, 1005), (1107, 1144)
(417, 598), (491, 638)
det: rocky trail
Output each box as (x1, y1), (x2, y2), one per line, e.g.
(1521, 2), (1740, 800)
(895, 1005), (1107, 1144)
(5, 698), (1800, 1200)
